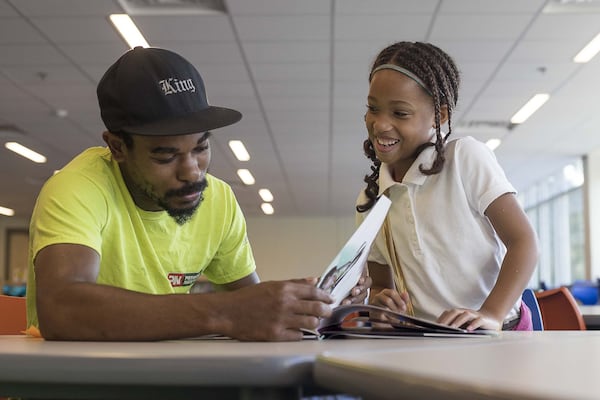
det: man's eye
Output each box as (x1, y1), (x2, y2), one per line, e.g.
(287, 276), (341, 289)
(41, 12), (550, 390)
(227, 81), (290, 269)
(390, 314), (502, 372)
(154, 156), (175, 164)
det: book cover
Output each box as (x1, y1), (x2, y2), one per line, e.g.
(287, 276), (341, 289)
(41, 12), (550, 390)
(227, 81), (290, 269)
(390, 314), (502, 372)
(316, 195), (392, 307)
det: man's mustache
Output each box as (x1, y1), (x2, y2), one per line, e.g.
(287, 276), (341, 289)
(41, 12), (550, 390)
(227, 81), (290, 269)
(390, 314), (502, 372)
(165, 179), (207, 198)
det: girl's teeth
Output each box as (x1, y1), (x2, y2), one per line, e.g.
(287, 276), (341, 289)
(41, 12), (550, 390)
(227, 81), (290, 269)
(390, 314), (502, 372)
(377, 138), (400, 147)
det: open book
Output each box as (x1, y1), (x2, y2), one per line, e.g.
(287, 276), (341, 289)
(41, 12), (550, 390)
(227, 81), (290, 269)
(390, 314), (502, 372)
(316, 195), (391, 307)
(316, 304), (498, 338)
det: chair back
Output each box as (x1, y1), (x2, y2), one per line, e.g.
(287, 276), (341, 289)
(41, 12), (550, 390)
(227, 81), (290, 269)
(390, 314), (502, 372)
(570, 280), (598, 305)
(521, 288), (544, 331)
(0, 295), (27, 334)
(535, 287), (586, 330)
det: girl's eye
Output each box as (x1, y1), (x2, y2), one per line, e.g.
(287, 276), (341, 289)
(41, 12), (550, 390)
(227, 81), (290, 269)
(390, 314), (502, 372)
(394, 110), (409, 118)
(366, 105), (377, 113)
(195, 144), (209, 153)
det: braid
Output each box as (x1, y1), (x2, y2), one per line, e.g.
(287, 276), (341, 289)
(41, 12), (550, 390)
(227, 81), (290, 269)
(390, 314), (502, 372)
(357, 41), (460, 212)
(356, 139), (381, 213)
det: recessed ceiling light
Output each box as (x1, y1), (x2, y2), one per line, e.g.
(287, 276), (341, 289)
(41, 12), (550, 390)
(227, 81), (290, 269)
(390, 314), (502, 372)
(5, 142), (47, 163)
(237, 169), (255, 185)
(0, 206), (15, 216)
(573, 32), (600, 63)
(485, 138), (501, 151)
(563, 164), (584, 186)
(117, 0), (228, 16)
(109, 14), (149, 48)
(54, 109), (69, 118)
(258, 188), (273, 202)
(228, 140), (250, 161)
(261, 203), (274, 215)
(510, 94), (550, 124)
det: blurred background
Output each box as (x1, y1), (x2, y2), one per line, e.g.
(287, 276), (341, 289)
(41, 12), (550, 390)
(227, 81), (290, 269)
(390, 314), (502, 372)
(1, 0), (600, 301)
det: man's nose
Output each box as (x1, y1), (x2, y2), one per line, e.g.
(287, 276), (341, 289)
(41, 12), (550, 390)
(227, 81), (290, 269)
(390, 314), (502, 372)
(177, 155), (202, 182)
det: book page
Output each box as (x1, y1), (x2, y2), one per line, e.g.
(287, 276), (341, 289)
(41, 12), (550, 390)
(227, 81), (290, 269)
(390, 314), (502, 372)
(316, 195), (391, 307)
(317, 304), (498, 339)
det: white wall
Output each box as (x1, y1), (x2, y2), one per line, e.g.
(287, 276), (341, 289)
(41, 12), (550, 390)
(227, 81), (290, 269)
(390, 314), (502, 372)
(0, 216), (29, 286)
(245, 215), (356, 281)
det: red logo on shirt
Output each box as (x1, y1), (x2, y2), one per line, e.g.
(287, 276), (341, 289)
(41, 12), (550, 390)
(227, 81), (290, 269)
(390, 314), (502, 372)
(167, 272), (200, 287)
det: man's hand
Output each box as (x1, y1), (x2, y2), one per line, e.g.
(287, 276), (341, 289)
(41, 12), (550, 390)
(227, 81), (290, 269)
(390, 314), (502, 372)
(217, 278), (334, 341)
(340, 271), (372, 305)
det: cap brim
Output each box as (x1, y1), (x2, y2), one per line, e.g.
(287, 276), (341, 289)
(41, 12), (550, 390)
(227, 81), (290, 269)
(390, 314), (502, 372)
(121, 106), (242, 136)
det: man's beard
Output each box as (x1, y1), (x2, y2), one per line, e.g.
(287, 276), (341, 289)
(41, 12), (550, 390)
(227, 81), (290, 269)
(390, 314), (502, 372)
(157, 179), (209, 225)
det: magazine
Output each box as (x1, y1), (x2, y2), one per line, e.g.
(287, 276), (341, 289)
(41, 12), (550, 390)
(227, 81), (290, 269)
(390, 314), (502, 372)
(316, 195), (391, 307)
(316, 304), (498, 339)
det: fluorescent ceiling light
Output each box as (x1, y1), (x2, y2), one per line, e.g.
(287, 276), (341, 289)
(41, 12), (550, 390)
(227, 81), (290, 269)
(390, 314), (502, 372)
(563, 164), (584, 187)
(117, 0), (228, 16)
(109, 14), (149, 48)
(228, 140), (250, 161)
(510, 94), (550, 124)
(0, 206), (15, 217)
(573, 32), (600, 63)
(261, 203), (274, 215)
(237, 169), (255, 185)
(485, 138), (501, 151)
(258, 188), (273, 202)
(5, 142), (47, 163)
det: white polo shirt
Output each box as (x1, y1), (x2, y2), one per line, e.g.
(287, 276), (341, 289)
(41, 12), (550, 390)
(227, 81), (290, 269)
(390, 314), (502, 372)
(356, 136), (520, 322)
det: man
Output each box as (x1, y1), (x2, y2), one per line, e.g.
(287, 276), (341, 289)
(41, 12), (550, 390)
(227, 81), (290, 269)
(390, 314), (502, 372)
(26, 47), (369, 341)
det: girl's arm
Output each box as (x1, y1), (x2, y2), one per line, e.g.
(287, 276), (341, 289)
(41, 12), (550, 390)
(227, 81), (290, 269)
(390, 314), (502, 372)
(368, 261), (410, 313)
(438, 192), (539, 330)
(480, 192), (539, 322)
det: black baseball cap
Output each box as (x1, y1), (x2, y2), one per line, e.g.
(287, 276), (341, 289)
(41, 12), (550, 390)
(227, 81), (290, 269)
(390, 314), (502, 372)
(97, 46), (242, 136)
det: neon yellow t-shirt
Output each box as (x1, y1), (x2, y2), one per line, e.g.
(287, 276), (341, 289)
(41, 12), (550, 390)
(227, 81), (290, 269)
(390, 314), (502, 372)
(27, 147), (256, 327)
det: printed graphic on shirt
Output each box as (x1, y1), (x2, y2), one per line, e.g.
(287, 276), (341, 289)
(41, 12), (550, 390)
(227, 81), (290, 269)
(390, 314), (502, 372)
(167, 272), (201, 287)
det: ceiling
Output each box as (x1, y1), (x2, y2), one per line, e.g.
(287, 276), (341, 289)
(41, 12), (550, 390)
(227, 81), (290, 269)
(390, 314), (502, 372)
(1, 0), (600, 219)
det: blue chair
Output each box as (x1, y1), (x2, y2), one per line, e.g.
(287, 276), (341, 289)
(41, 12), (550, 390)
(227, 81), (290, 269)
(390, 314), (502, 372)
(522, 288), (544, 331)
(570, 280), (598, 305)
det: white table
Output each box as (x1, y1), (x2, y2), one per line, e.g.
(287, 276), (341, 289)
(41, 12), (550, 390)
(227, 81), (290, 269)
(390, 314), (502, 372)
(579, 304), (600, 329)
(314, 331), (600, 400)
(0, 334), (492, 399)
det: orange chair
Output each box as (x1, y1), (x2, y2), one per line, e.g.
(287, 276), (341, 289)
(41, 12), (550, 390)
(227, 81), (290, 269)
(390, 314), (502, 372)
(0, 295), (27, 334)
(534, 287), (586, 330)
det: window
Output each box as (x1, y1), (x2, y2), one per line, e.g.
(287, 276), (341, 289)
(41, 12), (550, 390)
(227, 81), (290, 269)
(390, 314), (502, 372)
(520, 159), (585, 289)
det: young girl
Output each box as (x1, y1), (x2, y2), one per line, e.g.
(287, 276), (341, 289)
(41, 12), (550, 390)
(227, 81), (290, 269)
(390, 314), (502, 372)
(357, 41), (539, 331)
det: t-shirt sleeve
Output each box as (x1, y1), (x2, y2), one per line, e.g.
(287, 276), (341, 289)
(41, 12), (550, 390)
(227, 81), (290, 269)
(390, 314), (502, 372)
(201, 184), (256, 284)
(30, 171), (107, 263)
(454, 137), (516, 216)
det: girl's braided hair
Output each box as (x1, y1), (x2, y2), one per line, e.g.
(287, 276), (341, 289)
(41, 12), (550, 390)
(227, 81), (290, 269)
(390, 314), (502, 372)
(357, 42), (461, 213)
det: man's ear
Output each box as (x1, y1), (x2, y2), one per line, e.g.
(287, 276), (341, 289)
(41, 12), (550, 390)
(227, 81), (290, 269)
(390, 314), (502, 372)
(102, 131), (127, 162)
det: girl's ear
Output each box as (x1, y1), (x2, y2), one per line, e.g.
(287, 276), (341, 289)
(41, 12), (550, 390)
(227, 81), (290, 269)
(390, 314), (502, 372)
(432, 104), (449, 129)
(102, 131), (127, 162)
(439, 104), (449, 126)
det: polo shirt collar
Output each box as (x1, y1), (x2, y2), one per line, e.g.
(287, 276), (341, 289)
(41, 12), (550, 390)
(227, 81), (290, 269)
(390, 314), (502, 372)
(377, 142), (438, 196)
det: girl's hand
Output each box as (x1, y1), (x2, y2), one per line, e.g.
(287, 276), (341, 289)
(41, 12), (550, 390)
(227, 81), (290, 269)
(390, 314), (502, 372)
(368, 289), (410, 325)
(370, 289), (410, 313)
(437, 308), (503, 331)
